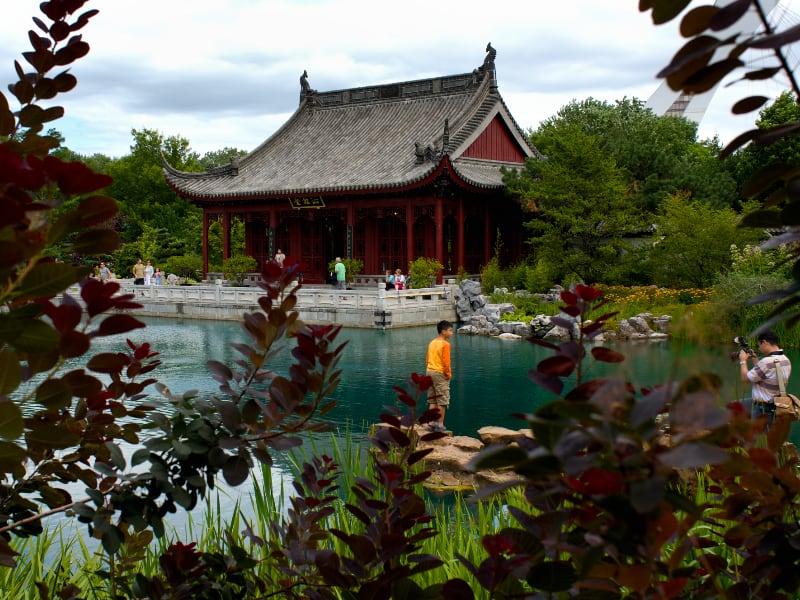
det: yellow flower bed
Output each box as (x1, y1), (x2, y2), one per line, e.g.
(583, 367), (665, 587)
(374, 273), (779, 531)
(601, 285), (712, 308)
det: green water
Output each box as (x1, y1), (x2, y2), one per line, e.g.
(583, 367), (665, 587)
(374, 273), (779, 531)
(115, 317), (797, 437)
(37, 317), (800, 551)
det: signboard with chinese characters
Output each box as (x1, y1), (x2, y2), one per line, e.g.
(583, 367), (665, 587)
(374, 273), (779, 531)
(289, 197), (326, 209)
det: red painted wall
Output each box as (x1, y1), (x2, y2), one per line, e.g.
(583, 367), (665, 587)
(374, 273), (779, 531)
(461, 116), (527, 163)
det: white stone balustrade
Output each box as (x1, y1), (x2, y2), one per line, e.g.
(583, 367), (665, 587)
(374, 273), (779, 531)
(65, 281), (457, 328)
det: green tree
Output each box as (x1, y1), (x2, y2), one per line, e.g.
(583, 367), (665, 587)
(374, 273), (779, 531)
(199, 147), (248, 170)
(506, 124), (640, 284)
(641, 0), (800, 331)
(729, 91), (800, 202)
(111, 223), (170, 276)
(647, 192), (763, 288)
(533, 97), (738, 210)
(106, 128), (202, 251)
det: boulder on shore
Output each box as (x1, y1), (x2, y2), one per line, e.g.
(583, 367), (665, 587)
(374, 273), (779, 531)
(454, 281), (673, 342)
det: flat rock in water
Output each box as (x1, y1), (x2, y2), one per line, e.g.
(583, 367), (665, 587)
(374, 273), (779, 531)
(418, 440), (477, 473)
(477, 426), (532, 446)
(370, 422), (526, 491)
(497, 332), (522, 340)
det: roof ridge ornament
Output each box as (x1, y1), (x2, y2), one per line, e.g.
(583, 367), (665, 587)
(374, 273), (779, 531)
(414, 119), (450, 164)
(482, 43), (496, 70)
(300, 70), (317, 104)
(414, 141), (443, 165)
(477, 42), (497, 92)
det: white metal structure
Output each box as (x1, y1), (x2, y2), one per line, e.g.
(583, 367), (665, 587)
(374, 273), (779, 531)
(646, 0), (780, 123)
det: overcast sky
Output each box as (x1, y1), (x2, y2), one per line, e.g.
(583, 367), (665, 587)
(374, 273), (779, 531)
(1, 0), (798, 158)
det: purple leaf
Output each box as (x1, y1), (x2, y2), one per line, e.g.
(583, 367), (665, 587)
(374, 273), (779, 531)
(528, 369), (564, 396)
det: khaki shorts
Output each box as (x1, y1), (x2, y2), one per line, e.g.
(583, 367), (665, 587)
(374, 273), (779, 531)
(427, 371), (450, 406)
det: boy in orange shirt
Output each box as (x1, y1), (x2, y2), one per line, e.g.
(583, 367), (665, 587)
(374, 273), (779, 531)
(426, 320), (454, 432)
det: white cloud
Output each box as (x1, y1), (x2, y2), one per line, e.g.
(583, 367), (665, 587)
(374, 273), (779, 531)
(1, 0), (797, 157)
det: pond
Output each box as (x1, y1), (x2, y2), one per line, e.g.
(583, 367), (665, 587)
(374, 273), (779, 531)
(36, 316), (800, 543)
(118, 317), (795, 439)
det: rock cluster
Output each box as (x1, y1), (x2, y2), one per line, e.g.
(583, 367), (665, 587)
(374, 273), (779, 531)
(379, 424), (800, 494)
(372, 424), (529, 491)
(454, 281), (671, 341)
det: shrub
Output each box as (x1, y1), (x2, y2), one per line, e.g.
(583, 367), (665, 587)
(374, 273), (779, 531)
(480, 256), (505, 293)
(477, 258), (559, 295)
(525, 258), (557, 293)
(408, 256), (443, 287)
(684, 244), (795, 344)
(704, 271), (792, 342)
(465, 284), (800, 598)
(730, 243), (792, 279)
(223, 254), (258, 286)
(162, 253), (203, 280)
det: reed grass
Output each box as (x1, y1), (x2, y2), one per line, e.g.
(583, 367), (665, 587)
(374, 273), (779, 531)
(2, 431), (758, 598)
(0, 519), (108, 599)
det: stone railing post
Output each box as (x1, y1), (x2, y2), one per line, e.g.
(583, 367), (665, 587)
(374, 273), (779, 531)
(377, 281), (385, 309)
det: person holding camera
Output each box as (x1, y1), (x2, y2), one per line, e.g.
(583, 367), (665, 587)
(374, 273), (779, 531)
(739, 330), (792, 428)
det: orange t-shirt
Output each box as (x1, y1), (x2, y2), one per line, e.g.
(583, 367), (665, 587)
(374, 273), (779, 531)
(426, 337), (451, 380)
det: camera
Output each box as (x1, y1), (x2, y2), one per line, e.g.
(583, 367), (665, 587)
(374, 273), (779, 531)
(731, 335), (756, 361)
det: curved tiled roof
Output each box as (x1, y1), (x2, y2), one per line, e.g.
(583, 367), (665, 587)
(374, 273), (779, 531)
(164, 64), (539, 201)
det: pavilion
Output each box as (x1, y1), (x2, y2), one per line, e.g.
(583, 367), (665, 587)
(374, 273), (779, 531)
(164, 44), (542, 282)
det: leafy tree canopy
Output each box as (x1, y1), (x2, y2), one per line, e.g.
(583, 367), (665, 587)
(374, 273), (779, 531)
(200, 146), (248, 170)
(730, 91), (800, 201)
(648, 193), (764, 288)
(506, 124), (641, 284)
(532, 97), (738, 210)
(105, 128), (202, 253)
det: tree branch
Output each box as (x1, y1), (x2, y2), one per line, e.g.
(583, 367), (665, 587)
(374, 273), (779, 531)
(753, 0), (800, 101)
(0, 497), (90, 535)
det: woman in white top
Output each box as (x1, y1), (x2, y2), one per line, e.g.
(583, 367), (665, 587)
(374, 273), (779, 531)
(274, 249), (286, 268)
(144, 260), (154, 285)
(394, 269), (406, 290)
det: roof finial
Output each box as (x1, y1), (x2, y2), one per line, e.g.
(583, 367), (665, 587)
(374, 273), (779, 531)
(482, 43), (496, 70)
(300, 70), (316, 103)
(479, 43), (497, 89)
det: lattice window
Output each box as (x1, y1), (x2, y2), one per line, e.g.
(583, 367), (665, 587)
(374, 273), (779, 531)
(378, 215), (406, 272)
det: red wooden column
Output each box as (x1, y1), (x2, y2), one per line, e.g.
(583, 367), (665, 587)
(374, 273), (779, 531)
(202, 210), (209, 277)
(456, 198), (465, 271)
(435, 197), (444, 268)
(222, 210), (231, 261)
(405, 201), (414, 265)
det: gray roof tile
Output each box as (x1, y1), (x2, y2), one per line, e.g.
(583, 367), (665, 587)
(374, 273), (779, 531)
(165, 66), (540, 200)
